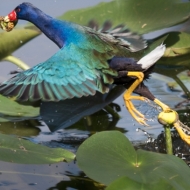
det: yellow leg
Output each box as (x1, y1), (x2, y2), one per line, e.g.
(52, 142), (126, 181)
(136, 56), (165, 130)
(123, 72), (172, 127)
(126, 96), (145, 118)
(174, 122), (190, 145)
(154, 98), (170, 111)
(123, 72), (149, 126)
(124, 73), (189, 143)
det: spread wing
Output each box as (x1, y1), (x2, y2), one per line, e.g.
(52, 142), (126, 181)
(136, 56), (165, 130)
(0, 22), (146, 102)
(0, 43), (117, 102)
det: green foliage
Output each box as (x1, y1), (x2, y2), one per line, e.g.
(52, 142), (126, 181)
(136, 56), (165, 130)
(60, 0), (190, 34)
(0, 132), (75, 164)
(0, 27), (40, 60)
(0, 27), (41, 122)
(164, 32), (190, 57)
(77, 131), (190, 189)
(0, 95), (39, 121)
(157, 54), (190, 67)
(106, 176), (175, 190)
(60, 0), (190, 60)
(0, 5), (189, 189)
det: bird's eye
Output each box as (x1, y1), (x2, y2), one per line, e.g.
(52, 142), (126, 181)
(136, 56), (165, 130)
(15, 8), (21, 12)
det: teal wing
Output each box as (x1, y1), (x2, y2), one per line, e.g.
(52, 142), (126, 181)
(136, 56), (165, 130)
(0, 43), (117, 102)
(0, 22), (146, 102)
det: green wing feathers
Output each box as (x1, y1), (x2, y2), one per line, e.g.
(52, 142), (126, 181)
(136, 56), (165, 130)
(0, 22), (146, 102)
(0, 44), (117, 101)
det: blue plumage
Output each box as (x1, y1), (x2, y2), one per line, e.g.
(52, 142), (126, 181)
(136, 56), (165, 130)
(1, 2), (147, 102)
(1, 2), (171, 129)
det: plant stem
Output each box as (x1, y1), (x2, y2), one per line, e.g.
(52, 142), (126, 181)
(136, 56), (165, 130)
(173, 75), (190, 98)
(85, 116), (92, 126)
(104, 105), (120, 118)
(3, 55), (30, 71)
(164, 125), (173, 155)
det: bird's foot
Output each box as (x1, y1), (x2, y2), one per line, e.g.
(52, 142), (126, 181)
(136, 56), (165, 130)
(124, 95), (150, 126)
(136, 117), (149, 127)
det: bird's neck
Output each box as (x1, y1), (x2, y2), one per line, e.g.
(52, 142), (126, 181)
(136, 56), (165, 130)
(20, 9), (65, 48)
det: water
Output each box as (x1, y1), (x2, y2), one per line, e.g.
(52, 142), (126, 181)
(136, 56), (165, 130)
(0, 74), (188, 190)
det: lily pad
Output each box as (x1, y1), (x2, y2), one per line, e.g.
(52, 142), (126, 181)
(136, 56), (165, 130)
(60, 0), (190, 34)
(106, 176), (175, 190)
(157, 54), (190, 68)
(0, 95), (39, 119)
(164, 32), (190, 57)
(0, 27), (40, 60)
(0, 132), (75, 164)
(77, 131), (190, 189)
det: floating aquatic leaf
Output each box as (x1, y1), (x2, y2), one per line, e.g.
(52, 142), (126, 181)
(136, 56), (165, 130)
(77, 131), (190, 189)
(60, 0), (190, 34)
(0, 95), (39, 119)
(164, 32), (190, 57)
(106, 176), (175, 190)
(0, 132), (75, 164)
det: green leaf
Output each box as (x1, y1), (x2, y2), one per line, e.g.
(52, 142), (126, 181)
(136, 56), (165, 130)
(157, 54), (190, 68)
(77, 131), (190, 189)
(60, 0), (190, 34)
(0, 95), (39, 119)
(164, 32), (190, 57)
(106, 176), (175, 190)
(0, 27), (40, 60)
(0, 133), (75, 164)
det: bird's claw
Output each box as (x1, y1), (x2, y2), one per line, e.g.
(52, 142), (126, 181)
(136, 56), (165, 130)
(124, 98), (150, 126)
(137, 117), (150, 127)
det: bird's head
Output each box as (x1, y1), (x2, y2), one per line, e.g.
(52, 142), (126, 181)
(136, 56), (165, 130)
(1, 3), (34, 32)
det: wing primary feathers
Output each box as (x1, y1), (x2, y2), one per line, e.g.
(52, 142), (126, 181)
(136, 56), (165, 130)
(3, 84), (23, 97)
(54, 84), (68, 100)
(88, 20), (147, 52)
(0, 19), (147, 102)
(48, 83), (63, 100)
(16, 85), (31, 101)
(37, 82), (47, 100)
(0, 84), (15, 95)
(42, 82), (58, 101)
(100, 20), (112, 32)
(40, 81), (52, 101)
(30, 84), (41, 101)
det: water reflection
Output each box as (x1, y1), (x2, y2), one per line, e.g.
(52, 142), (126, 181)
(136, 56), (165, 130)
(40, 85), (126, 132)
(0, 120), (41, 136)
(48, 176), (105, 190)
(155, 65), (190, 98)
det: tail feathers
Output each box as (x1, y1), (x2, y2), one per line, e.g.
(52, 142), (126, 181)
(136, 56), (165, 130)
(98, 20), (112, 32)
(137, 43), (166, 70)
(88, 20), (147, 52)
(88, 20), (112, 32)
